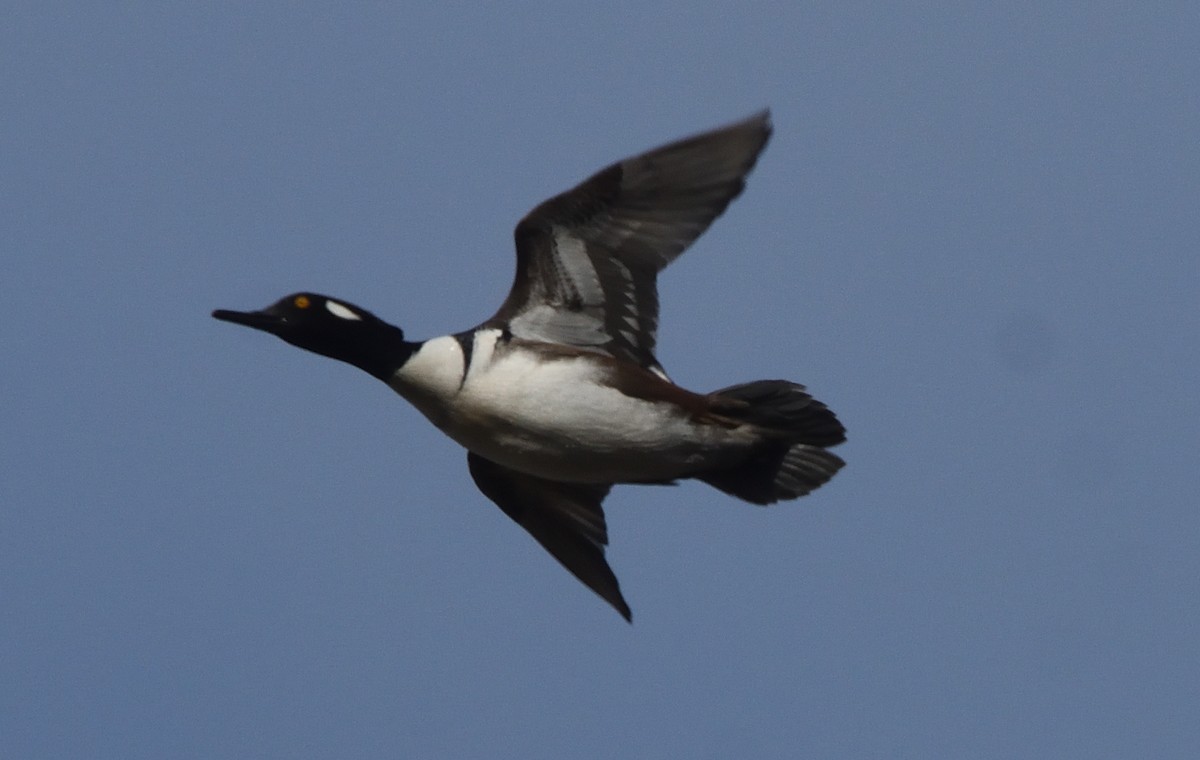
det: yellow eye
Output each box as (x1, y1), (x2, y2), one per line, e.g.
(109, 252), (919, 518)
(294, 295), (311, 309)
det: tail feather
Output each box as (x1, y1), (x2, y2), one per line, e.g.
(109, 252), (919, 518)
(709, 380), (846, 446)
(698, 380), (845, 505)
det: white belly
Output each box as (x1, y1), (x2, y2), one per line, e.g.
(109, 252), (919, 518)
(389, 333), (739, 483)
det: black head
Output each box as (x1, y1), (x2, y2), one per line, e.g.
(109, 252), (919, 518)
(212, 292), (413, 380)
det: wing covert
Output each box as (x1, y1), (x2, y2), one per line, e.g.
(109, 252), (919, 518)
(487, 111), (773, 373)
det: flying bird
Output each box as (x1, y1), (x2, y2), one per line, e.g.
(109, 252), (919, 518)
(213, 111), (845, 621)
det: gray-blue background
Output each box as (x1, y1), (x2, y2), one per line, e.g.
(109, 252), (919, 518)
(4, 3), (1196, 758)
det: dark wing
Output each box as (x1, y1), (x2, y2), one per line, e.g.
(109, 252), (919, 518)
(467, 453), (631, 621)
(487, 111), (772, 376)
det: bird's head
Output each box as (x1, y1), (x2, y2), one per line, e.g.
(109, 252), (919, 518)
(213, 293), (412, 380)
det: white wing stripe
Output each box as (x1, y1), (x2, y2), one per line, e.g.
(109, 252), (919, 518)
(552, 227), (604, 305)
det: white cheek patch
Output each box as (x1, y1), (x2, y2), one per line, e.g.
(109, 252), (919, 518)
(325, 300), (362, 321)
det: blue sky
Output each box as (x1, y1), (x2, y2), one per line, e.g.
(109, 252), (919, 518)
(3, 3), (1197, 758)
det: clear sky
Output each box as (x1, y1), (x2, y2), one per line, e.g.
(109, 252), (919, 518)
(3, 3), (1197, 758)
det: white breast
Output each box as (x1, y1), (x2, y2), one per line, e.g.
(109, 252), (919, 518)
(387, 334), (468, 427)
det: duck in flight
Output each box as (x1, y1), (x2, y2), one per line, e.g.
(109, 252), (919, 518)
(213, 111), (845, 621)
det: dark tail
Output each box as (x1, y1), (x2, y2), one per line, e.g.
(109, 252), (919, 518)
(697, 380), (846, 505)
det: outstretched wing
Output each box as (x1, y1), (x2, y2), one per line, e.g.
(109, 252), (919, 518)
(466, 452), (630, 621)
(487, 111), (772, 375)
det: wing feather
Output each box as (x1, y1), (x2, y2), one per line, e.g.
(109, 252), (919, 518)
(487, 111), (772, 374)
(467, 453), (631, 621)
